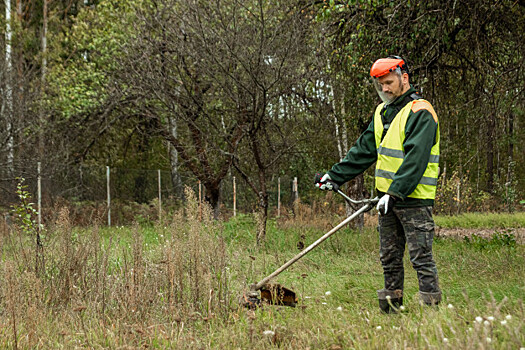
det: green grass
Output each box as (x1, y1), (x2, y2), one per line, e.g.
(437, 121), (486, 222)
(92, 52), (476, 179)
(1, 207), (524, 349)
(435, 211), (525, 228)
(206, 215), (524, 349)
(202, 213), (525, 349)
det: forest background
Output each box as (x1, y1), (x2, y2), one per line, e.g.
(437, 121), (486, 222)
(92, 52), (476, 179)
(0, 0), (524, 239)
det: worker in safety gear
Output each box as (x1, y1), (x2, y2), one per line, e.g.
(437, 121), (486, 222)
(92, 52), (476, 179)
(315, 56), (441, 313)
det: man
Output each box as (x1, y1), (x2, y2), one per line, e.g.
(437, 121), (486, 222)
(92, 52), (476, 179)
(315, 56), (441, 313)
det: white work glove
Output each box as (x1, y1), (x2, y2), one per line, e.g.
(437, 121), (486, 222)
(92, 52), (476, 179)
(377, 194), (396, 215)
(315, 173), (334, 191)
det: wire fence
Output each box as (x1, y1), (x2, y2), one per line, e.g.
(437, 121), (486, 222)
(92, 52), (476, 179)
(0, 162), (305, 226)
(4, 161), (519, 226)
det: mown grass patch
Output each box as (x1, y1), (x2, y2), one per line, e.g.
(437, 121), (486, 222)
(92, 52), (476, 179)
(435, 211), (525, 228)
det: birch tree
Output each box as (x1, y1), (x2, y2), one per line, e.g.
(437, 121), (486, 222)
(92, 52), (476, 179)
(3, 0), (14, 175)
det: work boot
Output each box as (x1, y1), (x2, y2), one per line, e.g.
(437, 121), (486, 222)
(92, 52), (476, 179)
(419, 291), (442, 306)
(377, 289), (403, 314)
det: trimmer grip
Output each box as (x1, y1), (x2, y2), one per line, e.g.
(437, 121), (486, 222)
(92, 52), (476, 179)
(313, 172), (339, 191)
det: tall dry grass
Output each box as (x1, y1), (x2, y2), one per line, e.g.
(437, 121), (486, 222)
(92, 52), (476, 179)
(280, 195), (377, 229)
(0, 186), (232, 348)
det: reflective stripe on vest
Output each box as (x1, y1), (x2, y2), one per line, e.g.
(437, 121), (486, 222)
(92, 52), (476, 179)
(373, 99), (440, 199)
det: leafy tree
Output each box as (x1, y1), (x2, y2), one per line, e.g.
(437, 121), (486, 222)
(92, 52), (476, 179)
(315, 0), (525, 211)
(110, 0), (318, 234)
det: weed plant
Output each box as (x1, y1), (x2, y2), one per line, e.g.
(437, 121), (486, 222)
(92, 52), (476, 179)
(0, 189), (523, 348)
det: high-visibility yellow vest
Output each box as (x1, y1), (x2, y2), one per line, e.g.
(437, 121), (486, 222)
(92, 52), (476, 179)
(373, 99), (440, 199)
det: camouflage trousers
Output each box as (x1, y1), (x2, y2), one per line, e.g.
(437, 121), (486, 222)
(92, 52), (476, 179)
(378, 206), (441, 294)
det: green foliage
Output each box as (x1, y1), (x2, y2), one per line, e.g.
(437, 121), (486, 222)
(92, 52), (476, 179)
(463, 231), (517, 250)
(10, 177), (45, 275)
(312, 0), (525, 210)
(45, 0), (141, 119)
(10, 177), (41, 235)
(435, 170), (494, 215)
(3, 0), (523, 216)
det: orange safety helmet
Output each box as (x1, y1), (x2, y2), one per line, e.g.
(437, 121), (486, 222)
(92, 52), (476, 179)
(370, 56), (407, 78)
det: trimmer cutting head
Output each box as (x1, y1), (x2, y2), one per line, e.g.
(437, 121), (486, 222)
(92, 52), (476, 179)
(242, 283), (297, 309)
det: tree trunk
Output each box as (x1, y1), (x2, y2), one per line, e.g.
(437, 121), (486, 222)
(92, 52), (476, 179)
(506, 111), (514, 181)
(204, 184), (221, 220)
(4, 0), (14, 175)
(486, 113), (495, 193)
(39, 0), (48, 159)
(256, 191), (269, 246)
(168, 116), (183, 199)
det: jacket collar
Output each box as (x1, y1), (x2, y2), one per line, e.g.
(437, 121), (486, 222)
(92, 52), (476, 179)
(389, 86), (417, 107)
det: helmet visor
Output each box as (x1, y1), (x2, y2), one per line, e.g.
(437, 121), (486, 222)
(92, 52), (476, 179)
(372, 73), (402, 105)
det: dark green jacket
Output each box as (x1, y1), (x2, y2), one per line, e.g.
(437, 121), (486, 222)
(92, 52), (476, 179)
(327, 87), (439, 207)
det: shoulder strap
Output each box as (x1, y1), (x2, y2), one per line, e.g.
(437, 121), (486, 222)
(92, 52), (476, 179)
(411, 99), (438, 123)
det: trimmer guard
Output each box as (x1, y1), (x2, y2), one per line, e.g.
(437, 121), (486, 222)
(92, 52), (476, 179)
(260, 283), (297, 307)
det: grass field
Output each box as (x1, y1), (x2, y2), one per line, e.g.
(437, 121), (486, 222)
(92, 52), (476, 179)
(435, 212), (525, 229)
(0, 194), (524, 349)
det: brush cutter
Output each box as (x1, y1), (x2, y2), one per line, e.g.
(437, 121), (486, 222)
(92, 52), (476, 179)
(243, 182), (378, 308)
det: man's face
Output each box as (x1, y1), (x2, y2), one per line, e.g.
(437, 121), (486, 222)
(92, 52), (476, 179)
(377, 71), (407, 101)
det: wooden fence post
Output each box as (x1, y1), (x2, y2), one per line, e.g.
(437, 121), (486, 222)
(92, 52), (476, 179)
(293, 177), (298, 203)
(277, 177), (281, 217)
(233, 176), (236, 217)
(158, 169), (162, 223)
(107, 166), (111, 226)
(37, 162), (42, 231)
(198, 180), (202, 221)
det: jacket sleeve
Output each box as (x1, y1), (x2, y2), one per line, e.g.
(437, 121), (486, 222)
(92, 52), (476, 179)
(326, 120), (377, 185)
(387, 108), (438, 200)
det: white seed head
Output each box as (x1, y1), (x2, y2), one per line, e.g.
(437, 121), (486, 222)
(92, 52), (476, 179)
(263, 330), (275, 337)
(399, 305), (406, 311)
(385, 295), (391, 300)
(475, 316), (483, 323)
(505, 314), (512, 320)
(443, 338), (448, 343)
(486, 337), (492, 343)
(376, 326), (382, 330)
(487, 316), (494, 321)
(447, 304), (454, 309)
(483, 320), (490, 326)
(337, 306), (343, 311)
(325, 291), (331, 296)
(500, 320), (507, 325)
